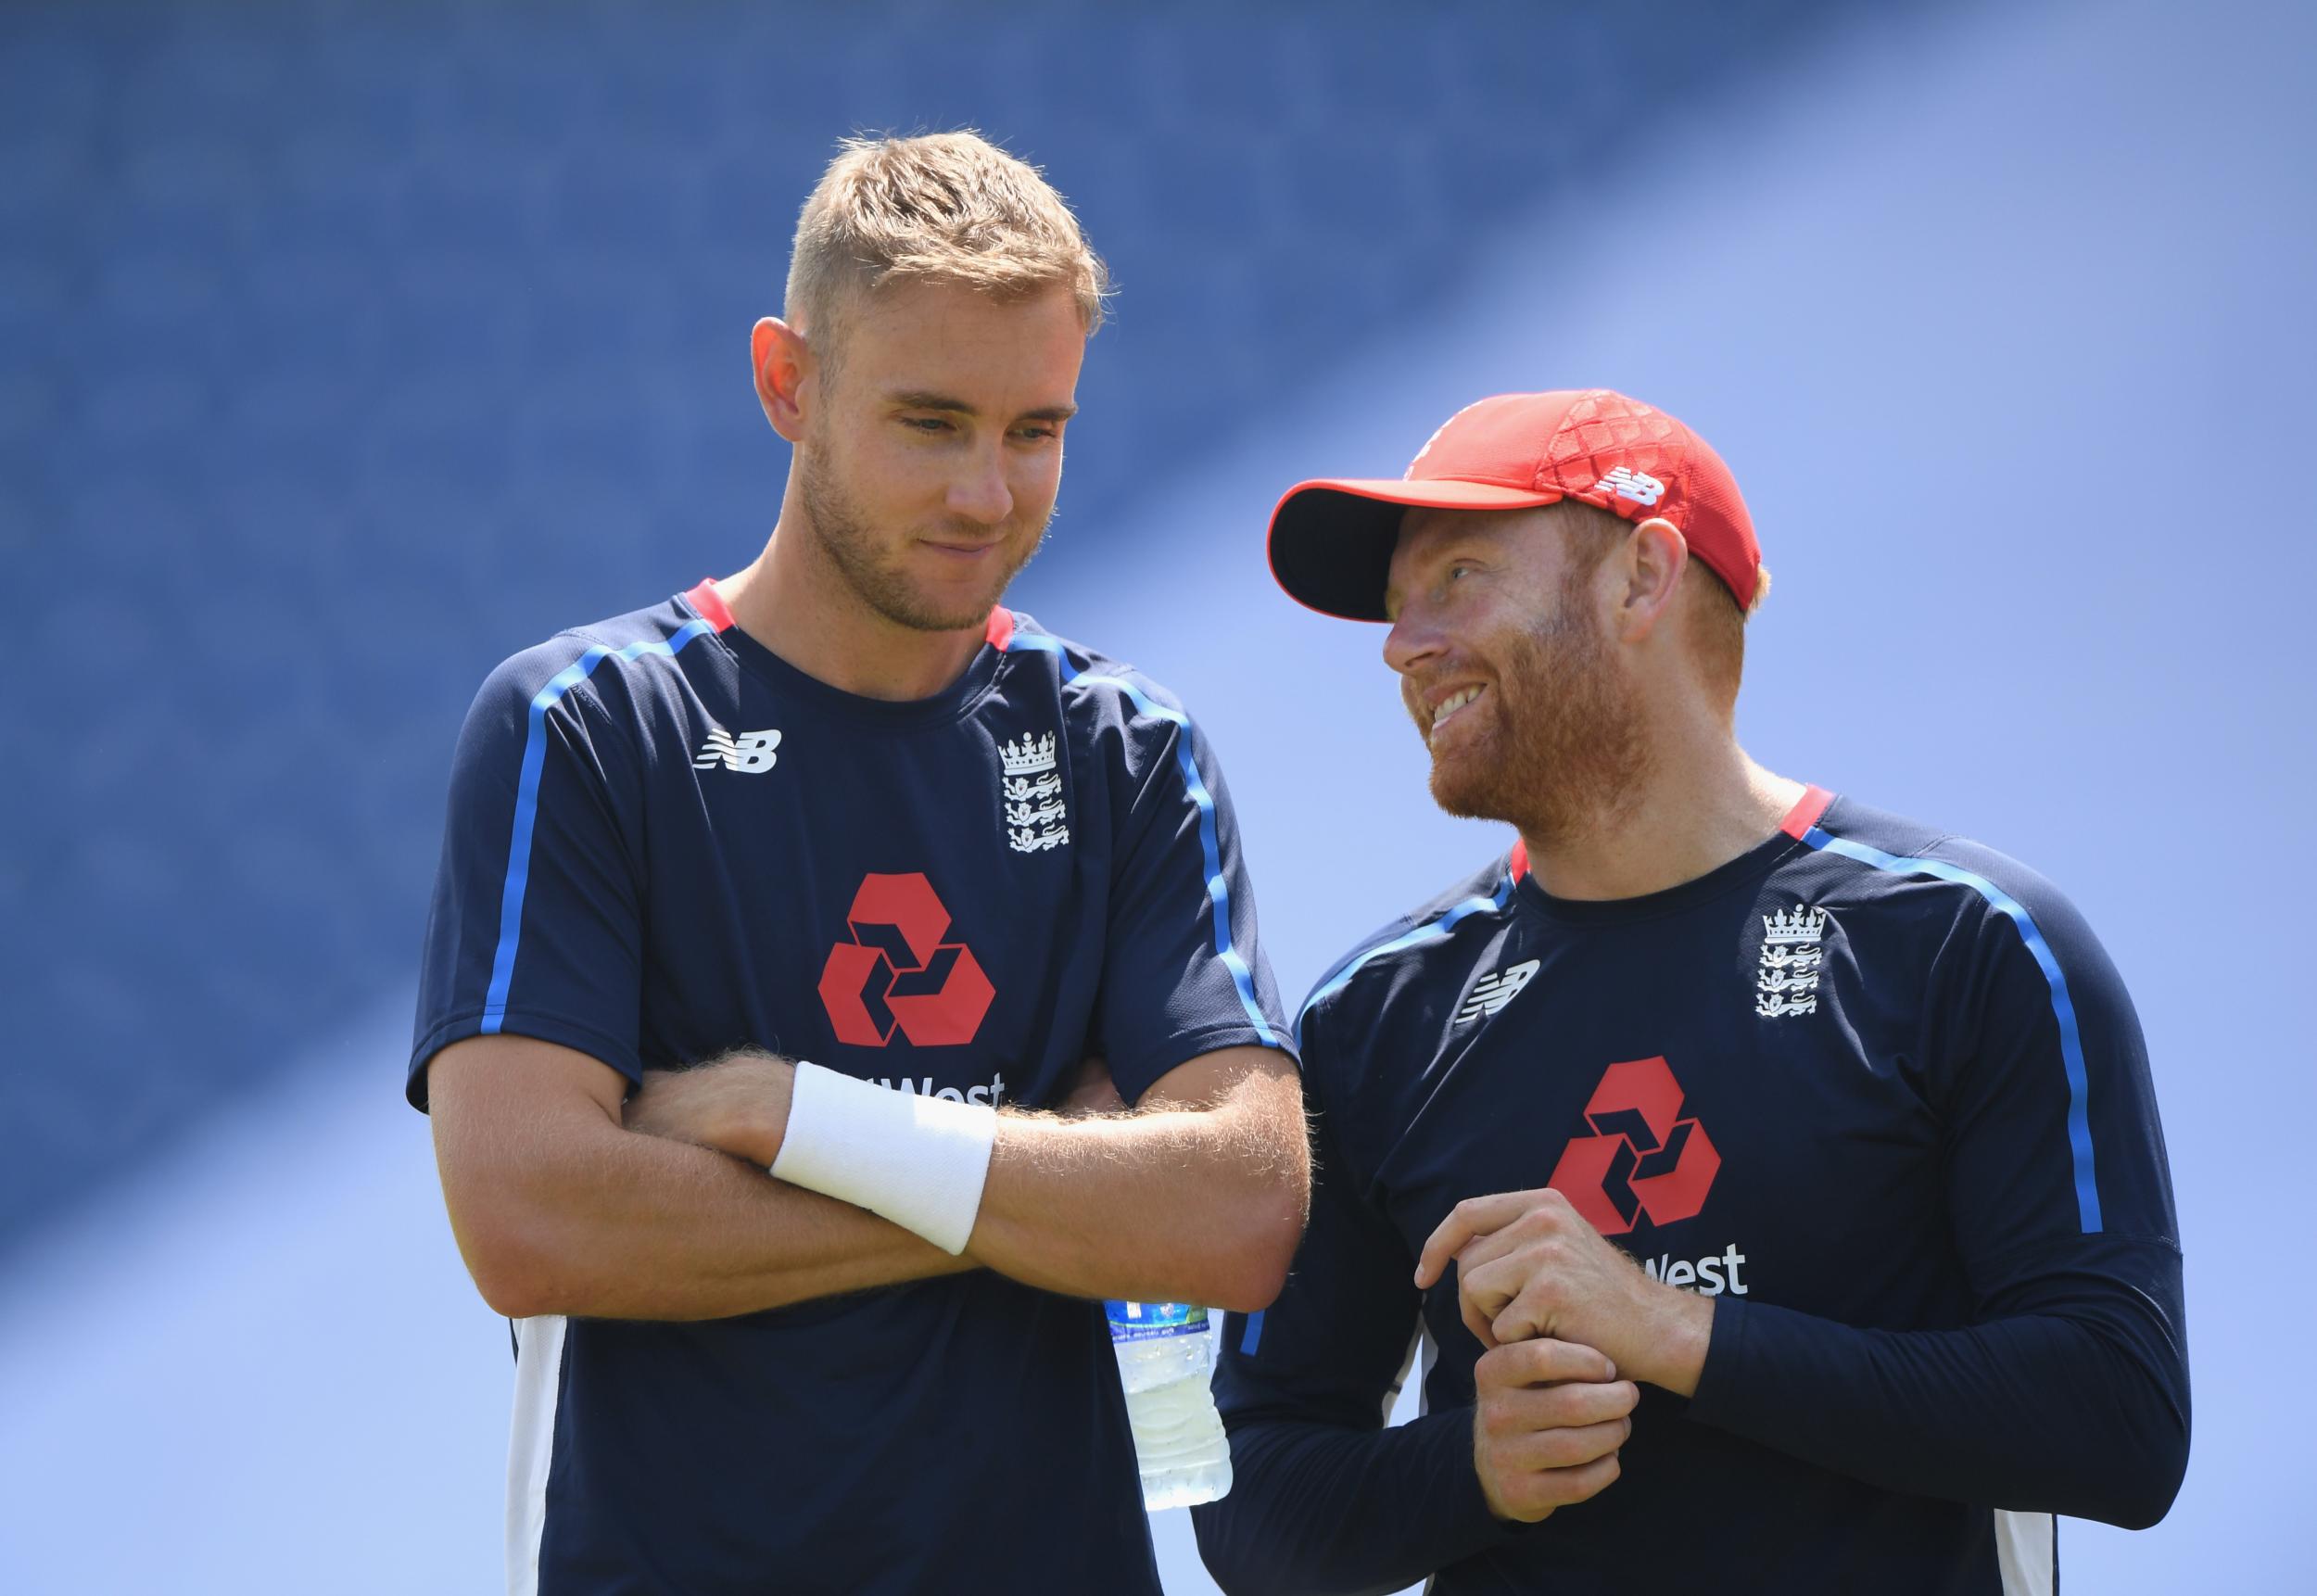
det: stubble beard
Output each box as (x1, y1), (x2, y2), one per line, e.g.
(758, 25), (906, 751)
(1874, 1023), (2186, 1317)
(1424, 587), (1652, 852)
(796, 445), (1051, 633)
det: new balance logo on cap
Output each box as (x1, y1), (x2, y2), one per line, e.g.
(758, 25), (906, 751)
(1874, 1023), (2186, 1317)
(1456, 958), (1540, 1024)
(1597, 466), (1665, 507)
(694, 727), (781, 773)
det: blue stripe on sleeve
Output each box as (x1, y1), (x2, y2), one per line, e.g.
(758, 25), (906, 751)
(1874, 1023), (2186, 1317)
(1799, 826), (2104, 1233)
(1240, 1309), (1265, 1356)
(480, 617), (718, 1032)
(998, 624), (1282, 1046)
(1294, 876), (1518, 1045)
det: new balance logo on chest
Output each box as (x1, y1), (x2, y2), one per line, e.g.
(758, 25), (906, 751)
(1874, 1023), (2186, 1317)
(694, 726), (781, 774)
(1456, 958), (1539, 1024)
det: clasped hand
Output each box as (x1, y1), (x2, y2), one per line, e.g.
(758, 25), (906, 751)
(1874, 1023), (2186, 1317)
(1414, 1185), (1716, 1522)
(1415, 1185), (1715, 1391)
(624, 1051), (797, 1167)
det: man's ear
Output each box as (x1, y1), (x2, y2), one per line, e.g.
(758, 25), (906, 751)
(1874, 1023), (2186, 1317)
(752, 317), (813, 443)
(1614, 517), (1690, 643)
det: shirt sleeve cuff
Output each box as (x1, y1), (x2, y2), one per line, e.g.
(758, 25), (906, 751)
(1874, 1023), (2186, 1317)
(1110, 1021), (1301, 1105)
(1683, 1292), (1753, 1424)
(407, 1010), (645, 1109)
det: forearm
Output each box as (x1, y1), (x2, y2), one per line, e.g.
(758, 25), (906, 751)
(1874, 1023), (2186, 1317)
(624, 1045), (1308, 1311)
(966, 1070), (1309, 1311)
(1194, 1409), (1514, 1596)
(439, 1111), (968, 1321)
(1687, 1295), (2189, 1526)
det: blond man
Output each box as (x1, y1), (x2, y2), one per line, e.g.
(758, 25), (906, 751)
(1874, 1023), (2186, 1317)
(411, 133), (1308, 1595)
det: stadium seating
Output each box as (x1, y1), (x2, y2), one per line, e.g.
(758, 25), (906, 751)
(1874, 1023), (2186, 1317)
(2, 0), (1858, 1250)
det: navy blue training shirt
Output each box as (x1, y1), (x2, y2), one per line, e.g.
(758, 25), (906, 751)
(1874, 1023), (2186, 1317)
(411, 581), (1295, 1595)
(1195, 789), (2185, 1596)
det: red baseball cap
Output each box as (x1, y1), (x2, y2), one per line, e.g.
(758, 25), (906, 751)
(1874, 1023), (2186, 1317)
(1267, 389), (1761, 621)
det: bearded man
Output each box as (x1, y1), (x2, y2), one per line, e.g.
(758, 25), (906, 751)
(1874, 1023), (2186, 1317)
(409, 133), (1307, 1595)
(1190, 390), (2186, 1596)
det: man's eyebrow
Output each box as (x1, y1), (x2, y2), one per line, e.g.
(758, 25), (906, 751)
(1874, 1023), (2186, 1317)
(886, 390), (1078, 423)
(888, 390), (974, 413)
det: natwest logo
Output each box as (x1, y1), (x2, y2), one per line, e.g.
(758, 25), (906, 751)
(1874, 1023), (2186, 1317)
(817, 873), (994, 1047)
(1546, 1056), (1720, 1235)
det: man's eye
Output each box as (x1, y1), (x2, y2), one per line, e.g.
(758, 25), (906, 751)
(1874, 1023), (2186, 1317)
(904, 417), (952, 433)
(1014, 425), (1059, 442)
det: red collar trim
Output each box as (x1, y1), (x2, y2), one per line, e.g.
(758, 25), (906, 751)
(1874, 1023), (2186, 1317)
(684, 583), (1010, 654)
(683, 578), (736, 632)
(1779, 783), (1834, 840)
(1510, 786), (1829, 885)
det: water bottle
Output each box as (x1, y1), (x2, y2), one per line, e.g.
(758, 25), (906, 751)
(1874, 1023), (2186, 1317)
(1105, 1300), (1234, 1510)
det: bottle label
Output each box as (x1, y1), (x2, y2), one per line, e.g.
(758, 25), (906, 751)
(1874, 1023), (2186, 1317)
(1104, 1300), (1210, 1341)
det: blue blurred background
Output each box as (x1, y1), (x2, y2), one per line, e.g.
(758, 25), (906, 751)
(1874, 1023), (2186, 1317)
(3, 0), (2310, 1590)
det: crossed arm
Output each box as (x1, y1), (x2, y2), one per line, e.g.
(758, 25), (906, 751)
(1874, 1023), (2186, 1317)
(426, 1033), (1309, 1323)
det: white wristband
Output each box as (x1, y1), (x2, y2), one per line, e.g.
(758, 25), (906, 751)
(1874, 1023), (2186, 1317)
(768, 1062), (998, 1256)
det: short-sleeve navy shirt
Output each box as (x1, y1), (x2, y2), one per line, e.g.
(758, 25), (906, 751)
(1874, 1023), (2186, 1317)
(411, 582), (1294, 1595)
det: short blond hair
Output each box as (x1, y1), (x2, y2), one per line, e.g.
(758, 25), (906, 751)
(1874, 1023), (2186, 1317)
(785, 131), (1110, 361)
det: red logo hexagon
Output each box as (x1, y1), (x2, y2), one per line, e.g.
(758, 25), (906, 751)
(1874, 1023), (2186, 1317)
(1545, 1056), (1720, 1235)
(817, 873), (994, 1047)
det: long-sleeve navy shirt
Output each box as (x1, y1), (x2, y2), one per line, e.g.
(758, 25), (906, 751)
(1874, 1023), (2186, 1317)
(1195, 789), (2186, 1596)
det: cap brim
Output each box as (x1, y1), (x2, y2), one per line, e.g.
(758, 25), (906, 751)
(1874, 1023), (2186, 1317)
(1267, 477), (1564, 621)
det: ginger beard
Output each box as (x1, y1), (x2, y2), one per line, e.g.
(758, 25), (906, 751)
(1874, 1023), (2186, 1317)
(795, 424), (1053, 634)
(1416, 556), (1652, 851)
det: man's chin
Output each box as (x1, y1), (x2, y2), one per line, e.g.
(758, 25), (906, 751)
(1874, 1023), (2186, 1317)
(900, 556), (1035, 632)
(876, 573), (1015, 634)
(911, 600), (1000, 633)
(1425, 754), (1517, 825)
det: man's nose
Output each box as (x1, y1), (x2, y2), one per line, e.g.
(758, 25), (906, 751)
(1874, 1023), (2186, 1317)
(946, 445), (1015, 526)
(1383, 603), (1446, 678)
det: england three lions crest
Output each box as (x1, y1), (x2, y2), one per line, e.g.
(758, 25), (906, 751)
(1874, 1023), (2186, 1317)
(999, 732), (1070, 854)
(1755, 904), (1827, 1018)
